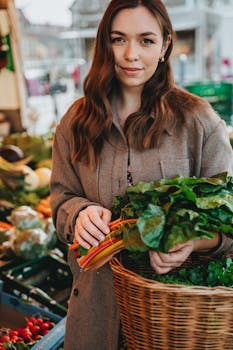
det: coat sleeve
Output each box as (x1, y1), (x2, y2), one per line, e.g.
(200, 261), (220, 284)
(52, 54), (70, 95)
(50, 122), (98, 244)
(198, 106), (233, 256)
(200, 107), (233, 177)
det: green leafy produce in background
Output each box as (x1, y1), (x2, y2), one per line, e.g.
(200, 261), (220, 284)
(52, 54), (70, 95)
(0, 133), (52, 220)
(2, 133), (52, 165)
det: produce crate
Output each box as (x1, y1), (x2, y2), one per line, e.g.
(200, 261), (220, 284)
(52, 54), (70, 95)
(0, 288), (66, 350)
(1, 254), (72, 317)
(110, 253), (233, 350)
(185, 81), (233, 125)
(0, 257), (24, 274)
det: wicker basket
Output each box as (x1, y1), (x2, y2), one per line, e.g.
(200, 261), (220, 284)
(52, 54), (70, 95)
(110, 253), (233, 350)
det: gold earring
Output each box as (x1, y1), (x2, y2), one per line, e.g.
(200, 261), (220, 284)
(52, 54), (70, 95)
(160, 56), (165, 63)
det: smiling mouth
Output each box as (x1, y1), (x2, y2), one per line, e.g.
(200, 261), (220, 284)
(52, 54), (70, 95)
(121, 67), (142, 71)
(119, 66), (142, 75)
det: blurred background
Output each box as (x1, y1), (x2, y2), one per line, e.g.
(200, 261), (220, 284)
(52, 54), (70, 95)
(1, 0), (233, 135)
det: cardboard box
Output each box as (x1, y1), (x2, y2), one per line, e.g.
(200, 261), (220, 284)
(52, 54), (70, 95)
(0, 284), (66, 350)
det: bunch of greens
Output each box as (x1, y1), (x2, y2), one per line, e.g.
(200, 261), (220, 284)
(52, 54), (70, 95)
(144, 255), (233, 288)
(112, 172), (233, 253)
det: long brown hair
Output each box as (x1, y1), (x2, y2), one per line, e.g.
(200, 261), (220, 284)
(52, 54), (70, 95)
(70, 0), (176, 168)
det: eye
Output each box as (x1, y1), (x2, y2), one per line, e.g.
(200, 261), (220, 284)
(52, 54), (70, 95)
(111, 36), (125, 44)
(141, 38), (155, 45)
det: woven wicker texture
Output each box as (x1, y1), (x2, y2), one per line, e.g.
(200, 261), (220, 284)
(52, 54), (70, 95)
(110, 254), (233, 350)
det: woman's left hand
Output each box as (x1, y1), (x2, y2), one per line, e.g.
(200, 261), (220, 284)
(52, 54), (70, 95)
(149, 232), (221, 274)
(149, 241), (195, 274)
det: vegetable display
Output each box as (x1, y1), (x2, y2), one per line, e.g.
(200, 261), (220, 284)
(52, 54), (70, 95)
(0, 155), (51, 221)
(2, 133), (52, 165)
(70, 173), (233, 271)
(0, 315), (55, 349)
(1, 206), (57, 260)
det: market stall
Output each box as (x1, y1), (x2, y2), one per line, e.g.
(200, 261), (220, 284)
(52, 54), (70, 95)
(0, 0), (27, 134)
(0, 132), (68, 349)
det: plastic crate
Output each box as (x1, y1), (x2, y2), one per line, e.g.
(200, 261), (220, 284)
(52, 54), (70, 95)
(185, 81), (233, 125)
(1, 254), (72, 317)
(0, 289), (66, 350)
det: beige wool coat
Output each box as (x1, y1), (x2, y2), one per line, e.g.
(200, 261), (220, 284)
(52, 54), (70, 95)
(50, 94), (233, 350)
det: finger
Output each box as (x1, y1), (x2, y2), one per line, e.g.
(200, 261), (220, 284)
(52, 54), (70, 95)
(149, 251), (171, 268)
(76, 234), (92, 250)
(101, 208), (112, 225)
(75, 219), (104, 247)
(152, 265), (174, 275)
(81, 206), (111, 234)
(75, 219), (97, 247)
(168, 242), (191, 252)
(79, 215), (106, 241)
(150, 257), (182, 274)
(155, 251), (181, 265)
(76, 225), (102, 248)
(88, 209), (110, 235)
(158, 247), (192, 264)
(149, 251), (183, 272)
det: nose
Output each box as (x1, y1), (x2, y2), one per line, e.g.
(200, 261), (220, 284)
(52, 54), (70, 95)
(124, 42), (139, 62)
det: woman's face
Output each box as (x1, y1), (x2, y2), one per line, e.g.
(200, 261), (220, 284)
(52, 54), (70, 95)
(110, 5), (170, 91)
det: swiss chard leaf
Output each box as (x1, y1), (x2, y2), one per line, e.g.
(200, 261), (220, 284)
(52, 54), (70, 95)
(137, 204), (165, 250)
(122, 225), (148, 252)
(196, 193), (233, 211)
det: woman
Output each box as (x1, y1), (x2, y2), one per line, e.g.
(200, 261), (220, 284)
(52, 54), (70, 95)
(50, 0), (233, 349)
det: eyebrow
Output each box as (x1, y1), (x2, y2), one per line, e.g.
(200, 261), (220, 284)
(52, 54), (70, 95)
(110, 30), (159, 37)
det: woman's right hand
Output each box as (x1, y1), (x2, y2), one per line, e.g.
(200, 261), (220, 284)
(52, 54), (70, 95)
(74, 205), (112, 249)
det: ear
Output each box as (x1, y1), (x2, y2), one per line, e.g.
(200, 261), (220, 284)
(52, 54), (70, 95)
(161, 34), (172, 57)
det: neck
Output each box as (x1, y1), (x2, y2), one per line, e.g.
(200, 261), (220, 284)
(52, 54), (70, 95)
(116, 87), (141, 126)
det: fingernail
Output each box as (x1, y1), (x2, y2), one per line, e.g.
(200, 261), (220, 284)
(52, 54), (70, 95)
(99, 235), (105, 241)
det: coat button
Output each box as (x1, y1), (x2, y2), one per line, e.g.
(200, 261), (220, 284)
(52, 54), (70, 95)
(73, 288), (79, 296)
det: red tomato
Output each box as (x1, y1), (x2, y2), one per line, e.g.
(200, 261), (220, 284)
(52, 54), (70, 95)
(35, 318), (44, 325)
(9, 336), (19, 343)
(29, 325), (40, 335)
(41, 329), (49, 336)
(45, 321), (54, 329)
(19, 328), (32, 341)
(26, 316), (36, 324)
(26, 321), (34, 328)
(9, 330), (19, 338)
(0, 335), (10, 343)
(34, 334), (43, 340)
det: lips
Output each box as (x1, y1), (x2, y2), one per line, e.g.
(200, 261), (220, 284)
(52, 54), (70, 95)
(119, 66), (142, 75)
(121, 66), (142, 71)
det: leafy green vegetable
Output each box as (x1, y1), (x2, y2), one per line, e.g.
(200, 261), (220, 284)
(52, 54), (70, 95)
(149, 256), (233, 288)
(122, 224), (148, 252)
(0, 182), (50, 220)
(127, 251), (233, 287)
(137, 204), (165, 249)
(111, 173), (233, 252)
